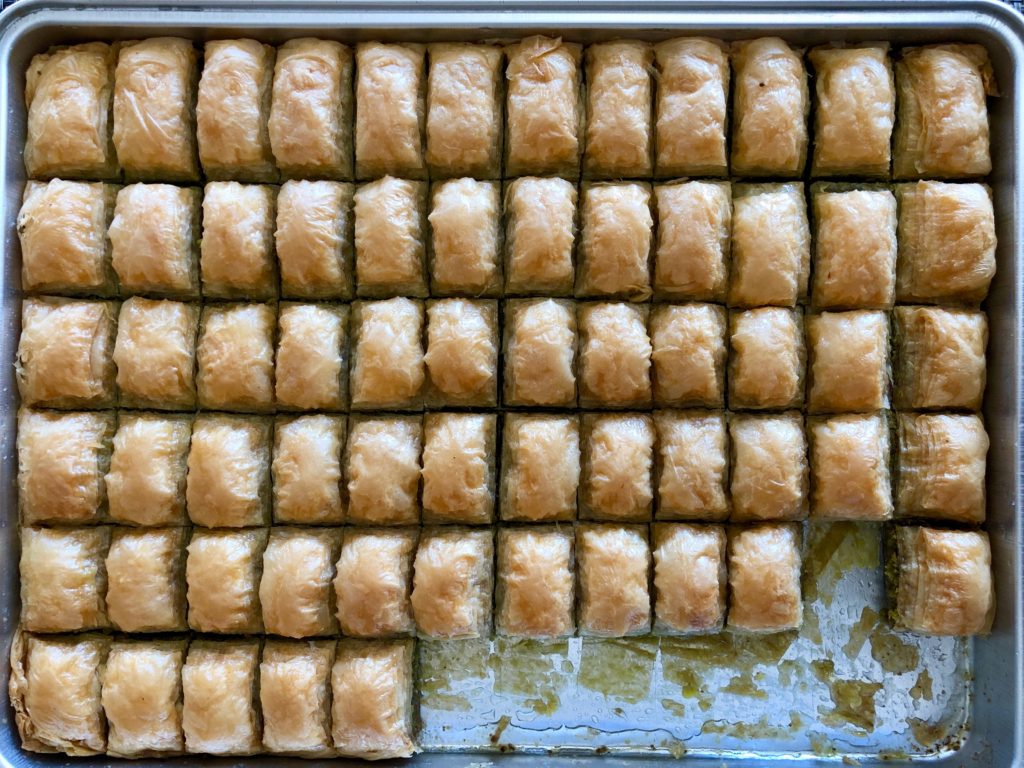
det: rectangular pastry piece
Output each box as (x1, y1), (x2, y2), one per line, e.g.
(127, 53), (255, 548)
(273, 414), (346, 525)
(349, 298), (425, 410)
(276, 180), (354, 299)
(102, 639), (186, 757)
(186, 414), (271, 527)
(196, 39), (276, 181)
(731, 37), (809, 176)
(504, 176), (578, 296)
(9, 632), (110, 755)
(355, 42), (426, 179)
(276, 303), (348, 411)
(897, 413), (988, 524)
(20, 526), (110, 633)
(424, 299), (498, 407)
(17, 297), (117, 409)
(806, 310), (889, 413)
(269, 38), (353, 179)
(334, 528), (417, 638)
(18, 180), (117, 296)
(346, 415), (422, 525)
(810, 413), (893, 521)
(18, 408), (114, 525)
(896, 181), (997, 304)
(729, 412), (808, 522)
(114, 297), (199, 410)
(501, 413), (581, 522)
(504, 36), (583, 177)
(422, 412), (497, 525)
(578, 302), (652, 408)
(727, 523), (803, 633)
(650, 303), (727, 408)
(580, 413), (655, 521)
(894, 306), (987, 411)
(186, 528), (269, 634)
(25, 42), (118, 180)
(105, 526), (187, 632)
(201, 182), (277, 300)
(576, 523), (651, 637)
(331, 639), (417, 759)
(411, 527), (494, 639)
(652, 523), (727, 635)
(105, 413), (191, 526)
(653, 38), (729, 177)
(503, 298), (577, 407)
(584, 40), (653, 178)
(428, 178), (502, 296)
(425, 43), (503, 178)
(109, 183), (200, 299)
(354, 177), (428, 297)
(260, 640), (335, 756)
(113, 38), (199, 181)
(576, 182), (654, 300)
(811, 185), (897, 309)
(261, 527), (341, 638)
(496, 526), (575, 639)
(894, 44), (995, 179)
(196, 303), (276, 413)
(655, 410), (729, 521)
(182, 640), (262, 755)
(728, 307), (805, 410)
(729, 183), (810, 308)
(653, 180), (731, 302)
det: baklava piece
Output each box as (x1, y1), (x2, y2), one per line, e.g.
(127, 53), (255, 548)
(576, 182), (654, 300)
(653, 180), (731, 302)
(503, 298), (577, 407)
(269, 38), (353, 179)
(354, 177), (428, 297)
(655, 410), (729, 521)
(410, 527), (494, 639)
(105, 527), (187, 632)
(334, 528), (417, 638)
(113, 38), (199, 181)
(580, 413), (655, 521)
(501, 413), (581, 522)
(727, 523), (803, 633)
(182, 640), (262, 755)
(276, 180), (354, 299)
(810, 413), (893, 521)
(428, 178), (502, 295)
(196, 39), (275, 181)
(504, 176), (577, 295)
(496, 526), (575, 639)
(349, 298), (425, 411)
(653, 38), (729, 177)
(16, 298), (117, 409)
(650, 303), (727, 408)
(578, 302), (652, 408)
(275, 303), (348, 411)
(806, 310), (889, 413)
(260, 640), (335, 756)
(195, 303), (276, 412)
(652, 523), (727, 634)
(729, 307), (805, 410)
(186, 528), (268, 634)
(584, 40), (653, 178)
(421, 412), (497, 525)
(730, 413), (808, 522)
(261, 527), (341, 638)
(346, 416), (422, 526)
(113, 298), (198, 409)
(20, 526), (110, 633)
(272, 414), (346, 525)
(424, 299), (498, 407)
(201, 182), (277, 300)
(576, 524), (651, 637)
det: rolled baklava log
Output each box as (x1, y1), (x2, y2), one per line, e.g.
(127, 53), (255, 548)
(650, 303), (727, 408)
(727, 523), (803, 633)
(576, 523), (651, 637)
(201, 182), (277, 300)
(809, 413), (893, 521)
(181, 640), (262, 755)
(428, 178), (502, 296)
(896, 181), (997, 304)
(355, 42), (426, 179)
(897, 413), (988, 524)
(894, 306), (987, 411)
(496, 526), (575, 639)
(25, 43), (118, 180)
(113, 298), (199, 410)
(654, 38), (729, 177)
(808, 45), (895, 177)
(424, 299), (499, 407)
(260, 527), (341, 638)
(652, 523), (727, 635)
(806, 310), (889, 413)
(105, 527), (187, 632)
(334, 528), (417, 638)
(504, 177), (578, 296)
(654, 410), (729, 521)
(18, 408), (114, 526)
(195, 303), (276, 413)
(583, 40), (653, 178)
(894, 44), (995, 179)
(501, 413), (581, 522)
(276, 180), (354, 299)
(731, 37), (809, 177)
(504, 36), (583, 177)
(354, 176), (428, 298)
(20, 526), (110, 633)
(275, 303), (348, 411)
(580, 413), (655, 522)
(653, 180), (731, 303)
(425, 43), (503, 178)
(410, 527), (494, 640)
(728, 307), (805, 411)
(578, 302), (652, 408)
(196, 39), (276, 181)
(730, 412), (808, 522)
(18, 180), (117, 296)
(349, 298), (425, 411)
(811, 186), (897, 310)
(108, 183), (201, 299)
(269, 39), (353, 180)
(503, 298), (577, 407)
(272, 414), (346, 526)
(16, 298), (118, 409)
(421, 412), (497, 525)
(113, 38), (199, 181)
(345, 415), (422, 526)
(185, 414), (271, 528)
(577, 182), (654, 300)
(260, 640), (335, 757)
(185, 528), (268, 634)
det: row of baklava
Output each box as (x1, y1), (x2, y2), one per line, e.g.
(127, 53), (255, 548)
(25, 36), (995, 184)
(19, 176), (996, 307)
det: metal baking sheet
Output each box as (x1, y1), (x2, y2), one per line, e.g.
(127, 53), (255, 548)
(0, 1), (1020, 766)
